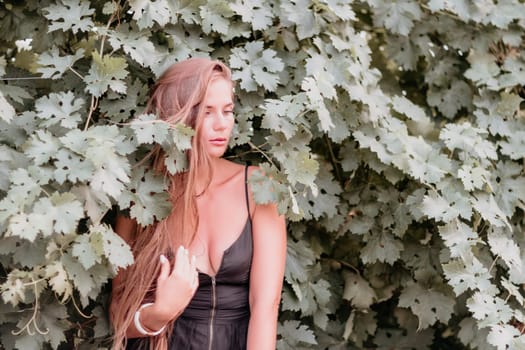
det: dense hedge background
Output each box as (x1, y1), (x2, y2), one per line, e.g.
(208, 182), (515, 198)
(1, 0), (525, 349)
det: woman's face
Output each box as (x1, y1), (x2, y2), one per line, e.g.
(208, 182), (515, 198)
(198, 77), (235, 158)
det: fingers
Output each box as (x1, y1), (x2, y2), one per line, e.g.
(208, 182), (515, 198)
(172, 246), (198, 279)
(158, 254), (170, 281)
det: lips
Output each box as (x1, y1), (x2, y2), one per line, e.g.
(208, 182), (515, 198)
(209, 137), (227, 146)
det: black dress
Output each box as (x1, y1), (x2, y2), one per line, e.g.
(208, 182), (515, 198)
(127, 166), (253, 350)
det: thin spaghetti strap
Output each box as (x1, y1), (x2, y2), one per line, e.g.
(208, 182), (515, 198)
(244, 165), (252, 223)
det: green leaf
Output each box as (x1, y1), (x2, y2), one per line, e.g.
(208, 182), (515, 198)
(443, 258), (497, 296)
(427, 80), (473, 119)
(199, 0), (234, 35)
(53, 149), (94, 184)
(84, 52), (128, 97)
(24, 130), (61, 165)
(128, 0), (172, 29)
(229, 41), (284, 91)
(421, 192), (460, 222)
(438, 221), (480, 258)
(35, 91), (85, 129)
(467, 292), (513, 327)
(40, 302), (68, 350)
(33, 192), (84, 235)
(107, 25), (160, 67)
(279, 0), (319, 40)
(360, 231), (403, 265)
(92, 224), (134, 270)
(43, 0), (95, 33)
(458, 163), (491, 192)
(464, 52), (500, 88)
(278, 320), (317, 346)
(61, 253), (95, 299)
(230, 0), (273, 30)
(301, 77), (334, 132)
(487, 228), (522, 273)
(369, 0), (422, 36)
(118, 168), (171, 226)
(398, 283), (455, 329)
(45, 262), (72, 302)
(0, 91), (16, 123)
(499, 131), (525, 160)
(71, 234), (101, 270)
(487, 325), (521, 350)
(440, 122), (497, 160)
(283, 150), (319, 187)
(37, 47), (85, 79)
(342, 272), (376, 309)
(130, 114), (170, 144)
(471, 193), (510, 228)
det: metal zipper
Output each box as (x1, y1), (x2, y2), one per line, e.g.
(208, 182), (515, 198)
(208, 276), (216, 350)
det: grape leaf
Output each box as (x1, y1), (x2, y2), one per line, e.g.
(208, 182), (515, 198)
(199, 0), (234, 35)
(487, 325), (521, 350)
(37, 47), (85, 79)
(443, 258), (497, 296)
(278, 320), (317, 346)
(43, 0), (95, 33)
(229, 41), (284, 92)
(279, 0), (319, 40)
(61, 253), (95, 298)
(71, 234), (100, 270)
(427, 80), (472, 119)
(360, 231), (403, 265)
(92, 224), (134, 270)
(45, 262), (72, 302)
(24, 130), (61, 166)
(128, 0), (172, 29)
(487, 228), (522, 273)
(40, 302), (68, 349)
(84, 52), (128, 97)
(467, 292), (513, 327)
(369, 0), (422, 36)
(458, 163), (491, 191)
(107, 25), (160, 67)
(0, 91), (16, 123)
(398, 283), (455, 329)
(34, 91), (85, 129)
(33, 192), (84, 235)
(343, 272), (376, 309)
(130, 114), (169, 144)
(230, 0), (273, 31)
(438, 221), (480, 258)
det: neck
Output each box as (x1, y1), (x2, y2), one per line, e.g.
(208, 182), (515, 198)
(194, 157), (223, 194)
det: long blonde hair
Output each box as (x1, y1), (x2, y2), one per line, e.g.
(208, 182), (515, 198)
(110, 57), (233, 350)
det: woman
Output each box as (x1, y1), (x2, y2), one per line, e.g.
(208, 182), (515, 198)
(110, 57), (287, 350)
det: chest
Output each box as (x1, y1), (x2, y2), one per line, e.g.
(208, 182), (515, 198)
(189, 181), (249, 275)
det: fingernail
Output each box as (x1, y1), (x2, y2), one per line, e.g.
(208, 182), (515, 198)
(160, 254), (168, 264)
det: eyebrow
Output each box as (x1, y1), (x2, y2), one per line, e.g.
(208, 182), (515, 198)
(205, 102), (235, 109)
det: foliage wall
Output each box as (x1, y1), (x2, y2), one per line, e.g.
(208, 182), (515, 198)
(1, 0), (525, 349)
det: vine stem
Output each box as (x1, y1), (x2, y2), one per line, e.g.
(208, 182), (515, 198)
(84, 6), (118, 131)
(11, 278), (49, 336)
(248, 141), (277, 168)
(83, 96), (99, 131)
(488, 255), (499, 273)
(71, 293), (93, 319)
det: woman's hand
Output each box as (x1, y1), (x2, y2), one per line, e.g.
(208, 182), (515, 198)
(143, 245), (199, 330)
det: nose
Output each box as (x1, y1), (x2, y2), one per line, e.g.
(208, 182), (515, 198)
(212, 112), (228, 130)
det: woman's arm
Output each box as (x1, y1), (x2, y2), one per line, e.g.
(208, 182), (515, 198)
(247, 194), (287, 349)
(110, 216), (199, 338)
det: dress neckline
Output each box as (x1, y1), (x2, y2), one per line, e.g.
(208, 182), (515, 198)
(197, 218), (250, 279)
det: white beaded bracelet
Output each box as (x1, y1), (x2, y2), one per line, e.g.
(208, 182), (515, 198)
(133, 303), (166, 336)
